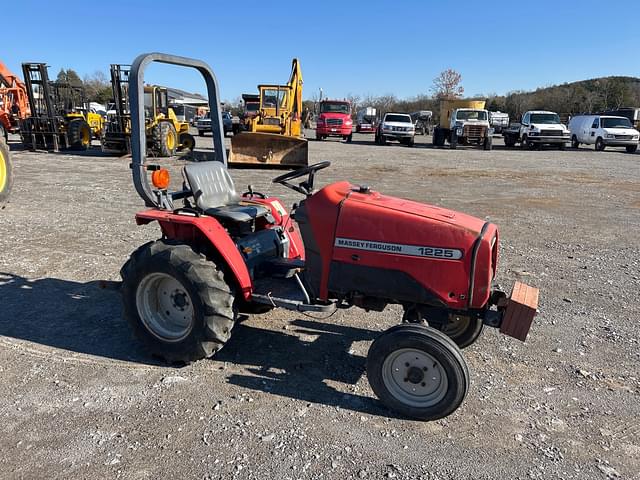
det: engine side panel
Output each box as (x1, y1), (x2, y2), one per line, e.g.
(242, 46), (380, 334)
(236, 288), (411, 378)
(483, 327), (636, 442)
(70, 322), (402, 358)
(329, 190), (495, 310)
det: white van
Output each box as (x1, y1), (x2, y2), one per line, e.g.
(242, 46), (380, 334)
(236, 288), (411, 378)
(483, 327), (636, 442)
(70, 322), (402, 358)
(569, 115), (639, 153)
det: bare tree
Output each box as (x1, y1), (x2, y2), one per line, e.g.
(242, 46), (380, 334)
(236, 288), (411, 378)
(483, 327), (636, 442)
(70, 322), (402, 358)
(431, 69), (464, 99)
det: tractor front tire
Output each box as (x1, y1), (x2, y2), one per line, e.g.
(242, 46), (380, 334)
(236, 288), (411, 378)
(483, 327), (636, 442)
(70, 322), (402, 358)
(0, 139), (12, 206)
(153, 122), (178, 157)
(121, 240), (236, 364)
(367, 324), (469, 421)
(68, 119), (92, 151)
(179, 132), (196, 152)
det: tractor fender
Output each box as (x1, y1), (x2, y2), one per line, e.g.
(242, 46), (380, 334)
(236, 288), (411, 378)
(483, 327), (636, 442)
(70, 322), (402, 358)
(135, 209), (253, 300)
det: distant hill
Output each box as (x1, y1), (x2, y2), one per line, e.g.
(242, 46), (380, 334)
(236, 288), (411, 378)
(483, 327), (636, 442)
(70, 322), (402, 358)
(487, 76), (640, 118)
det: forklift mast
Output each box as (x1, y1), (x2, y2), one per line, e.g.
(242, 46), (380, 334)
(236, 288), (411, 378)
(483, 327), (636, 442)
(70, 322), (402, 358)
(110, 64), (131, 131)
(22, 63), (57, 122)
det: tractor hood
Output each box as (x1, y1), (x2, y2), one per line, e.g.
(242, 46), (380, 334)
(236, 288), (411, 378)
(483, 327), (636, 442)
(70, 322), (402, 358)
(300, 182), (498, 310)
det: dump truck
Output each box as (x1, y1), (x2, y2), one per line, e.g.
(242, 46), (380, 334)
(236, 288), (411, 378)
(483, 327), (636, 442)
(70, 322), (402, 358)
(432, 99), (492, 150)
(229, 59), (307, 168)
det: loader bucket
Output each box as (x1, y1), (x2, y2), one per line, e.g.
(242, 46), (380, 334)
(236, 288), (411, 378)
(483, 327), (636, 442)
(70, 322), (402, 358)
(229, 132), (308, 168)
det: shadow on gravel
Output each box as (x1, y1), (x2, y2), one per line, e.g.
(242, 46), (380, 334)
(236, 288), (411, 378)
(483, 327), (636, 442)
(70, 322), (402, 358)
(0, 272), (156, 364)
(220, 319), (402, 418)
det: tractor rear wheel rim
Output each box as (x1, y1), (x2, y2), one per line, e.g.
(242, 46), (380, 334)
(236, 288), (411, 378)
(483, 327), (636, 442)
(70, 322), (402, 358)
(382, 348), (448, 408)
(136, 272), (194, 342)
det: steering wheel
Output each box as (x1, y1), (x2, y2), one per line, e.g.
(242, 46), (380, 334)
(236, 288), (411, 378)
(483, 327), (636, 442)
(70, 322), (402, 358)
(272, 161), (331, 196)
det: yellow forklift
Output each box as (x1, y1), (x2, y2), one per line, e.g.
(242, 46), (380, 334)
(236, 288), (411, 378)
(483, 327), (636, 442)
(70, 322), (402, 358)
(19, 63), (103, 151)
(230, 58), (307, 167)
(102, 64), (194, 156)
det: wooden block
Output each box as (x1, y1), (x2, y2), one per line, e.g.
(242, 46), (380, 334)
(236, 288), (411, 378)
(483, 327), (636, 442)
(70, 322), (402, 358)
(500, 281), (539, 341)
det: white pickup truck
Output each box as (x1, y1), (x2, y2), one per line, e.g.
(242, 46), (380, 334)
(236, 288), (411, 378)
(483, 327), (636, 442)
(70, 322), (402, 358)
(503, 111), (570, 149)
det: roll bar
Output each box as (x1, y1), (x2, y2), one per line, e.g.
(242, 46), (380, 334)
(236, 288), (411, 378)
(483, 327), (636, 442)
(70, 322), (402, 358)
(129, 52), (226, 207)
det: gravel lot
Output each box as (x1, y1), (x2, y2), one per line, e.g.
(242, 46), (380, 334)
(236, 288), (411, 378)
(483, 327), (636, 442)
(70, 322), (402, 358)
(1, 130), (639, 479)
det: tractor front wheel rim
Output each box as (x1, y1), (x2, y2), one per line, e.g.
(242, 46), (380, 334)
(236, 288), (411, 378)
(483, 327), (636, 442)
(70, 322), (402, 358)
(382, 348), (448, 408)
(136, 272), (194, 342)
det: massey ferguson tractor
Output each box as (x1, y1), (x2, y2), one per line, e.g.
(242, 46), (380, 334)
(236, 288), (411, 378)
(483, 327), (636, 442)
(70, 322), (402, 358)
(121, 53), (539, 421)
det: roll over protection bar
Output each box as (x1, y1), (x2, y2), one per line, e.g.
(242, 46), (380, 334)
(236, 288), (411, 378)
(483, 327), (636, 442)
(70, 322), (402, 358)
(129, 52), (226, 207)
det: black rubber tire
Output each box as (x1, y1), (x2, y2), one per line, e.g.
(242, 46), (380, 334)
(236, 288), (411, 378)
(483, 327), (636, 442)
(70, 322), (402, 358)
(483, 135), (492, 151)
(153, 122), (178, 157)
(407, 137), (414, 147)
(198, 130), (205, 137)
(520, 135), (529, 150)
(366, 324), (469, 421)
(379, 134), (387, 146)
(432, 128), (439, 146)
(571, 135), (579, 149)
(0, 123), (6, 142)
(449, 131), (457, 150)
(626, 144), (638, 153)
(120, 240), (236, 364)
(558, 142), (566, 150)
(595, 137), (605, 151)
(430, 317), (484, 349)
(0, 139), (12, 206)
(67, 119), (91, 151)
(346, 133), (353, 143)
(504, 135), (516, 148)
(178, 132), (196, 151)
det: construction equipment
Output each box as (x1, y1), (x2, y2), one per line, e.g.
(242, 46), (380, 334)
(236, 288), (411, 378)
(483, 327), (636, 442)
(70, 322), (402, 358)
(0, 61), (30, 141)
(230, 59), (307, 168)
(432, 99), (492, 150)
(102, 64), (195, 156)
(0, 136), (11, 205)
(19, 63), (104, 151)
(122, 53), (540, 421)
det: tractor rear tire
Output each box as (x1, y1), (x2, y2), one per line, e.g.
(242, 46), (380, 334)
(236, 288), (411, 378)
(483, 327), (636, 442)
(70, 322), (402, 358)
(367, 324), (469, 421)
(68, 119), (92, 151)
(121, 240), (237, 364)
(179, 132), (196, 152)
(0, 139), (12, 206)
(153, 122), (178, 157)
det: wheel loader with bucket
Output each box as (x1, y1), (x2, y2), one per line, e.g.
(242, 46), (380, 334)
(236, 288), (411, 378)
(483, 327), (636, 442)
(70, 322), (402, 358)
(19, 63), (103, 152)
(102, 64), (195, 156)
(121, 53), (540, 421)
(229, 58), (307, 168)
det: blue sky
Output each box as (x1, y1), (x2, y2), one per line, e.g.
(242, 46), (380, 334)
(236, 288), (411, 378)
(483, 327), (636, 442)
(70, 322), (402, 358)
(5, 0), (639, 103)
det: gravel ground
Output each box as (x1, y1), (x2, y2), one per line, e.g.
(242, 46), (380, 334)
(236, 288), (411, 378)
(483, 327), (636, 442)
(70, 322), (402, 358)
(1, 130), (639, 480)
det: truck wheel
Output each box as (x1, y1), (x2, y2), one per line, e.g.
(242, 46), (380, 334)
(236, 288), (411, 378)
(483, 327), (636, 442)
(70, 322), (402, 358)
(558, 142), (566, 151)
(178, 132), (196, 151)
(67, 119), (92, 151)
(121, 240), (237, 364)
(504, 136), (516, 148)
(367, 324), (469, 421)
(520, 135), (529, 150)
(153, 122), (178, 157)
(595, 137), (605, 151)
(626, 144), (638, 153)
(449, 131), (457, 150)
(0, 139), (12, 206)
(571, 135), (579, 149)
(0, 123), (6, 142)
(407, 137), (415, 147)
(346, 133), (353, 143)
(379, 134), (387, 146)
(198, 130), (204, 137)
(432, 128), (439, 146)
(483, 135), (492, 151)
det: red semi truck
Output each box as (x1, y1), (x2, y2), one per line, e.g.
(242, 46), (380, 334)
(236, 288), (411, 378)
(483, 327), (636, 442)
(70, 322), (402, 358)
(315, 99), (353, 142)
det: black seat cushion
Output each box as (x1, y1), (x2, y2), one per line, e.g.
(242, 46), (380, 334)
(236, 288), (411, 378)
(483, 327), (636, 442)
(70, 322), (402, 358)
(204, 203), (270, 223)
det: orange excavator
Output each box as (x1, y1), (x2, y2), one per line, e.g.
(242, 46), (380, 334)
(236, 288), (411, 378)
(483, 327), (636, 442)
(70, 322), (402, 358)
(0, 60), (30, 141)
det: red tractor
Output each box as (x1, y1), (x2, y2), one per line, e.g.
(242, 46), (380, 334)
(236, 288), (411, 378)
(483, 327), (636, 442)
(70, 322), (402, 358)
(121, 54), (539, 421)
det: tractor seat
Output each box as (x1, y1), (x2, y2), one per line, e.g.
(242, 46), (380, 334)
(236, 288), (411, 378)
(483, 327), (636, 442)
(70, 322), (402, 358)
(183, 162), (270, 223)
